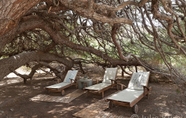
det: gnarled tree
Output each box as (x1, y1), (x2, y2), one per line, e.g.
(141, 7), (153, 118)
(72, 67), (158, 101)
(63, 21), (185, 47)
(0, 0), (186, 86)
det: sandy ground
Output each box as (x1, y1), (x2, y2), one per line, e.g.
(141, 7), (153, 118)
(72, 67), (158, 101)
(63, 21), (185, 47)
(0, 66), (186, 118)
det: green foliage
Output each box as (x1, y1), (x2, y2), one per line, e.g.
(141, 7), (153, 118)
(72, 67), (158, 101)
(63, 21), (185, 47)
(1, 29), (53, 58)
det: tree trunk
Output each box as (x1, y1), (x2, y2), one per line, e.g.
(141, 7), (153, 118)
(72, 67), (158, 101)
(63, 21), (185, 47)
(0, 51), (73, 80)
(0, 0), (40, 36)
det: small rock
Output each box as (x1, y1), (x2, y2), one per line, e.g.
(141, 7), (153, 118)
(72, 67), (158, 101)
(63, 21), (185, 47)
(0, 110), (4, 114)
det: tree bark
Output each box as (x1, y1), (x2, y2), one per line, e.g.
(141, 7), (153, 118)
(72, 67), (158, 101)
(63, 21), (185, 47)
(0, 51), (73, 80)
(0, 0), (40, 36)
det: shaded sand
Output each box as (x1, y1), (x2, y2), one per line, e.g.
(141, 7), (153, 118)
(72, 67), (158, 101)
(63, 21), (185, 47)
(73, 98), (124, 118)
(0, 65), (186, 118)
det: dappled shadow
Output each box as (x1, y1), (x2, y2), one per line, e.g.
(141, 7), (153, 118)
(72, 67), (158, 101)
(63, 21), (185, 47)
(30, 90), (86, 103)
(0, 68), (186, 117)
(0, 77), (23, 87)
(136, 83), (186, 118)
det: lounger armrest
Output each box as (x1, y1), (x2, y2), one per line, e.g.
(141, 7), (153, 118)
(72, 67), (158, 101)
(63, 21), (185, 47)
(117, 83), (126, 90)
(109, 79), (116, 84)
(94, 78), (102, 84)
(70, 78), (74, 83)
(143, 86), (151, 91)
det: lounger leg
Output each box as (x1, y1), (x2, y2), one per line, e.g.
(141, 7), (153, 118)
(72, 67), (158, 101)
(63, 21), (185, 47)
(86, 90), (89, 97)
(101, 92), (104, 98)
(109, 101), (113, 108)
(61, 90), (65, 95)
(147, 92), (151, 99)
(132, 104), (138, 114)
(146, 87), (151, 99)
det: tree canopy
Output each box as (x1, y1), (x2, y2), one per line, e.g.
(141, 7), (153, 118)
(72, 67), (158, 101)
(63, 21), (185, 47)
(0, 0), (186, 85)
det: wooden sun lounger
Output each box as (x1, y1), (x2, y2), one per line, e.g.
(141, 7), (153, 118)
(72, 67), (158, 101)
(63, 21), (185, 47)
(107, 71), (150, 113)
(84, 68), (118, 98)
(45, 70), (78, 95)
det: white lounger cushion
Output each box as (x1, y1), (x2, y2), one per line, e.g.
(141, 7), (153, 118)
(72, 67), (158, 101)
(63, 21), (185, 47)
(107, 88), (143, 103)
(45, 82), (70, 89)
(102, 68), (118, 84)
(128, 72), (150, 90)
(63, 70), (78, 83)
(84, 83), (111, 91)
(45, 70), (78, 89)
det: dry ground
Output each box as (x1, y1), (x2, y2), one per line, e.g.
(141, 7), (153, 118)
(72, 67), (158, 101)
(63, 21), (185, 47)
(0, 66), (186, 118)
